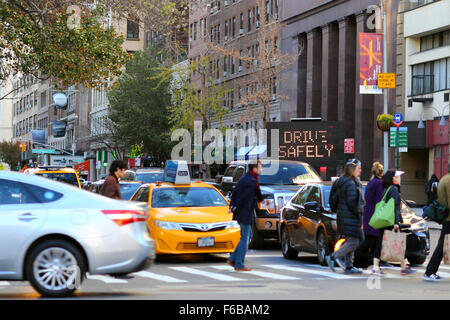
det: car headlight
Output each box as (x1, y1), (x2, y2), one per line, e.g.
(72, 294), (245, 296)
(226, 221), (240, 229)
(411, 221), (427, 231)
(154, 220), (182, 230)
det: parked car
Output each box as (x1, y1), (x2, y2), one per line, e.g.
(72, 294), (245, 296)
(279, 182), (430, 266)
(24, 165), (81, 188)
(0, 171), (155, 297)
(216, 160), (322, 249)
(87, 180), (144, 200)
(124, 167), (164, 184)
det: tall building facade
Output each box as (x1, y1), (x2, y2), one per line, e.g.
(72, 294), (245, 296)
(280, 0), (401, 181)
(0, 78), (13, 142)
(189, 0), (282, 131)
(397, 0), (450, 204)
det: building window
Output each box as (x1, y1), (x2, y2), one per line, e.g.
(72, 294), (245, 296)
(232, 17), (236, 38)
(420, 30), (450, 52)
(248, 10), (252, 32)
(411, 58), (450, 95)
(127, 19), (139, 39)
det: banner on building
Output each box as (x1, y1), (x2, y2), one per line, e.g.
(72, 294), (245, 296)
(359, 33), (383, 94)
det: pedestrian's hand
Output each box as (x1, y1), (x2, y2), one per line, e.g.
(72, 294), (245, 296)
(393, 224), (399, 231)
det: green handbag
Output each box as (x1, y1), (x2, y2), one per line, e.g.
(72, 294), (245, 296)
(369, 186), (395, 229)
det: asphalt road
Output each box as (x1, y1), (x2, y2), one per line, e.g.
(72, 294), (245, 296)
(0, 228), (448, 300)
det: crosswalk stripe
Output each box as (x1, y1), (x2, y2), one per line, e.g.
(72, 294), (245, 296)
(86, 274), (128, 284)
(169, 267), (244, 282)
(0, 281), (10, 286)
(211, 266), (301, 280)
(133, 271), (188, 283)
(362, 269), (402, 279)
(263, 264), (355, 279)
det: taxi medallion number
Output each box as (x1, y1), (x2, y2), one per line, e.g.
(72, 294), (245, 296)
(198, 237), (215, 247)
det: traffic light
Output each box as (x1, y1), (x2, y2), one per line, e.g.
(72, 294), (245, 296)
(18, 143), (26, 152)
(18, 143), (23, 152)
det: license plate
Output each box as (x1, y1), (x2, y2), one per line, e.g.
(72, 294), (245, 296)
(197, 237), (214, 247)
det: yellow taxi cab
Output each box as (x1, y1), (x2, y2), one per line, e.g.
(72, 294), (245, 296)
(24, 165), (82, 188)
(130, 161), (240, 255)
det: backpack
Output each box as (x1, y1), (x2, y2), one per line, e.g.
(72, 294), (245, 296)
(424, 200), (449, 224)
(329, 179), (340, 212)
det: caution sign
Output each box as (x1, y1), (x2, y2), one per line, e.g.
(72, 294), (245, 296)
(378, 73), (396, 89)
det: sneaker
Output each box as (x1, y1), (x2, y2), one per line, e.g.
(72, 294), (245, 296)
(325, 256), (335, 273)
(345, 267), (363, 274)
(424, 274), (445, 282)
(371, 269), (385, 277)
(335, 257), (346, 270)
(400, 266), (417, 276)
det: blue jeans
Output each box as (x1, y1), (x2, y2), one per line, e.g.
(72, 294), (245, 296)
(229, 223), (251, 269)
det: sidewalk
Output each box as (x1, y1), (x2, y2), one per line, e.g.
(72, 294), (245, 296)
(412, 207), (442, 231)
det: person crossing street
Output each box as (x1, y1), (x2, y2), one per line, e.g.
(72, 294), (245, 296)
(227, 160), (263, 272)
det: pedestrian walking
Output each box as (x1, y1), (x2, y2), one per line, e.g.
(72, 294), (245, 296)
(326, 159), (365, 274)
(227, 160), (263, 271)
(371, 170), (415, 276)
(425, 174), (439, 206)
(424, 166), (450, 282)
(102, 160), (127, 200)
(355, 162), (384, 266)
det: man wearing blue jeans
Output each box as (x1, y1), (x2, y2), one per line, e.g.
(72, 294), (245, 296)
(227, 160), (263, 271)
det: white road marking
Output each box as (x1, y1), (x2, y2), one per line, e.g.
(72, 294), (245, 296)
(0, 281), (10, 286)
(211, 266), (301, 280)
(169, 267), (244, 282)
(86, 274), (128, 284)
(133, 271), (188, 283)
(263, 264), (356, 279)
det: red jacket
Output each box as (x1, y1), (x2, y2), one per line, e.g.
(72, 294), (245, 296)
(102, 174), (121, 200)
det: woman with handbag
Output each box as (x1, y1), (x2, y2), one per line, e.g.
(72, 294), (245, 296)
(355, 162), (385, 265)
(326, 159), (365, 274)
(371, 170), (415, 276)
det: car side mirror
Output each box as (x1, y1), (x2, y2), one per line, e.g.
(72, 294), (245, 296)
(304, 201), (319, 210)
(215, 175), (223, 184)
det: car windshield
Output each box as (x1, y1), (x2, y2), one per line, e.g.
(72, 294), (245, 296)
(135, 172), (164, 183)
(120, 183), (142, 200)
(35, 172), (79, 187)
(259, 163), (321, 185)
(151, 187), (228, 208)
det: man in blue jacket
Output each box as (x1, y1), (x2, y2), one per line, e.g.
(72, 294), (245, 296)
(227, 160), (263, 271)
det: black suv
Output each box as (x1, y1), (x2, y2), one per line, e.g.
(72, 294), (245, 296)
(216, 160), (322, 249)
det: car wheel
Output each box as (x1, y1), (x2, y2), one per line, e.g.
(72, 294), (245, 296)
(25, 239), (86, 298)
(407, 255), (426, 266)
(281, 226), (298, 260)
(316, 230), (330, 266)
(248, 222), (265, 249)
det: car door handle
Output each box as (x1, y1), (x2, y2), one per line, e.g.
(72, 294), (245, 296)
(18, 213), (39, 221)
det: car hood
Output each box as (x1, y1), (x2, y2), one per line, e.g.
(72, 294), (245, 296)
(260, 185), (300, 195)
(150, 206), (232, 223)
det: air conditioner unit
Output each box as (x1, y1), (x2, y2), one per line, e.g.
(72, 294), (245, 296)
(238, 66), (243, 72)
(224, 36), (228, 41)
(239, 29), (244, 36)
(210, 8), (214, 14)
(223, 71), (228, 77)
(224, 0), (229, 6)
(271, 95), (277, 102)
(253, 59), (258, 65)
(256, 21), (260, 28)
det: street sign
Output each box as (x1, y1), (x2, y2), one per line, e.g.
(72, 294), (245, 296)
(389, 127), (398, 148)
(377, 73), (396, 89)
(398, 127), (408, 147)
(399, 147), (408, 153)
(393, 113), (403, 127)
(344, 139), (354, 154)
(32, 149), (56, 154)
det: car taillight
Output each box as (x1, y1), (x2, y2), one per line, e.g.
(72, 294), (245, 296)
(101, 210), (148, 227)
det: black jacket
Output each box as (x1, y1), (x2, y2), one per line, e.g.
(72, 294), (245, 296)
(230, 172), (261, 225)
(384, 184), (403, 225)
(336, 176), (364, 239)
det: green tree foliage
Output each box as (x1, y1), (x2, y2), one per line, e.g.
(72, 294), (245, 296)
(168, 56), (231, 132)
(108, 48), (172, 165)
(0, 141), (20, 171)
(0, 1), (130, 89)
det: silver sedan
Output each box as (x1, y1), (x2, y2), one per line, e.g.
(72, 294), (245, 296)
(0, 171), (155, 297)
